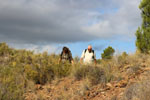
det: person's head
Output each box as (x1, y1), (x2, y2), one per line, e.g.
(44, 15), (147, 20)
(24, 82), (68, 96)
(62, 46), (69, 53)
(88, 45), (92, 52)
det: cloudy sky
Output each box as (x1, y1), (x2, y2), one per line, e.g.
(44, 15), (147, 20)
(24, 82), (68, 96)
(0, 0), (141, 58)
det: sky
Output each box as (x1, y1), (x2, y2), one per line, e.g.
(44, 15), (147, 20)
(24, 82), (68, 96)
(0, 0), (142, 59)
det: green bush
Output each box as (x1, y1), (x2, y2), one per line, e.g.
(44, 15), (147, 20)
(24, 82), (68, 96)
(0, 43), (58, 85)
(0, 66), (26, 100)
(0, 43), (12, 56)
(101, 46), (115, 60)
(0, 42), (139, 99)
(24, 63), (72, 84)
(53, 63), (72, 78)
(117, 52), (128, 65)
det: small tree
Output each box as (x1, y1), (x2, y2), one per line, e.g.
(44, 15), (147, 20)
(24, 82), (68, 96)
(135, 0), (150, 53)
(122, 52), (128, 57)
(101, 46), (115, 59)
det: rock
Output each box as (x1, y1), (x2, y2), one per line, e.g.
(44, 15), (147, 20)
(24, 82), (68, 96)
(111, 95), (117, 100)
(28, 90), (32, 92)
(36, 84), (43, 90)
(141, 63), (146, 67)
(47, 88), (51, 93)
(106, 83), (113, 88)
(46, 96), (51, 98)
(105, 87), (111, 91)
(119, 80), (128, 88)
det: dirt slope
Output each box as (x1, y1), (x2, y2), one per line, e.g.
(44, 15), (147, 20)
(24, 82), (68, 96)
(25, 63), (150, 100)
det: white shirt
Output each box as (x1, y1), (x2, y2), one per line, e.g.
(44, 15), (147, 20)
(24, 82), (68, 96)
(81, 49), (96, 64)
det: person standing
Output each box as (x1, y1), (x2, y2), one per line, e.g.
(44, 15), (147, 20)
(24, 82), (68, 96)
(80, 45), (96, 65)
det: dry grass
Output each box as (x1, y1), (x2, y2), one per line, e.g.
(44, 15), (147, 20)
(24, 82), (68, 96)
(121, 80), (150, 100)
(73, 65), (106, 85)
(1, 43), (150, 100)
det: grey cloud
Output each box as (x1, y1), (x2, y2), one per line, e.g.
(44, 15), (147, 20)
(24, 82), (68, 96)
(93, 44), (105, 51)
(0, 0), (141, 45)
(0, 0), (105, 44)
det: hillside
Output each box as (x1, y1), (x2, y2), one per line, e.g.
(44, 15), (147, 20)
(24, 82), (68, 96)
(0, 43), (150, 100)
(25, 58), (150, 100)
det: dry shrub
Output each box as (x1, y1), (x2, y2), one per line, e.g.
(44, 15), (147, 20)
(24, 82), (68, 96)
(100, 59), (121, 82)
(25, 64), (55, 85)
(121, 80), (150, 100)
(53, 63), (72, 78)
(74, 65), (106, 85)
(0, 43), (73, 100)
(1, 43), (150, 100)
(126, 64), (141, 75)
(0, 66), (25, 100)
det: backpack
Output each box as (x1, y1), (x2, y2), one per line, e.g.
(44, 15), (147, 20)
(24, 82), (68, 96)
(84, 49), (95, 59)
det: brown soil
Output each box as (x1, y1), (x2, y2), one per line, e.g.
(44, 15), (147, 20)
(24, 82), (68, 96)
(25, 63), (150, 100)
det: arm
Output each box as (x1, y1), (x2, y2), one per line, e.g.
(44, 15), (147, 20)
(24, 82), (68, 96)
(80, 50), (85, 63)
(59, 53), (62, 64)
(71, 60), (74, 64)
(69, 52), (74, 64)
(94, 59), (97, 65)
(94, 52), (97, 65)
(58, 58), (61, 64)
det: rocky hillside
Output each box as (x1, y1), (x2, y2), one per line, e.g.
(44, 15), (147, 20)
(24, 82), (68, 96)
(25, 57), (150, 100)
(0, 43), (150, 100)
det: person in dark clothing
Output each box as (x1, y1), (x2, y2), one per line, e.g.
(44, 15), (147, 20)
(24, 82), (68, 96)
(59, 46), (74, 64)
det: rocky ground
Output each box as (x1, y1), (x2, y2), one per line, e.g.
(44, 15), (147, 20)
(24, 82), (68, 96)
(24, 62), (150, 100)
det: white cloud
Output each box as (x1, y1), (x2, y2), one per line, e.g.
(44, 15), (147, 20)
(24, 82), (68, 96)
(9, 43), (59, 54)
(81, 0), (141, 39)
(39, 45), (58, 54)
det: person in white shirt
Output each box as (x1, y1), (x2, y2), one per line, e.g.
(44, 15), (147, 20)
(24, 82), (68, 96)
(80, 45), (96, 65)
